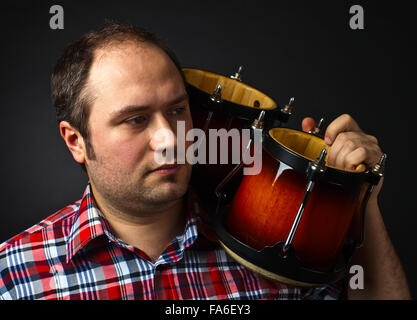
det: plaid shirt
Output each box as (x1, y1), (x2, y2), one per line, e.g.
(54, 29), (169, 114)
(0, 184), (344, 300)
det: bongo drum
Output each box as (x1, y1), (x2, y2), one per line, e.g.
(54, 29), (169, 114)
(183, 67), (282, 130)
(213, 127), (385, 286)
(183, 67), (291, 204)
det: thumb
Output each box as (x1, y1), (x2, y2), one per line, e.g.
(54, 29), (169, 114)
(302, 117), (316, 132)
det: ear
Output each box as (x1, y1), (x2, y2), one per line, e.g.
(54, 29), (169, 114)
(59, 121), (87, 164)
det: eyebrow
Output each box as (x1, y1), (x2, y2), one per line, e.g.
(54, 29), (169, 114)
(109, 92), (189, 122)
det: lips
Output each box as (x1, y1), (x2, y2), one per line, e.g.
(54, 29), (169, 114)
(150, 163), (181, 175)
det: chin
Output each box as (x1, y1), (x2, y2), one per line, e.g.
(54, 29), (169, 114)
(142, 165), (192, 203)
(146, 181), (189, 203)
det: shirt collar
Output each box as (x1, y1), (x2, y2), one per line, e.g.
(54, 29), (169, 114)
(65, 184), (108, 263)
(65, 184), (212, 264)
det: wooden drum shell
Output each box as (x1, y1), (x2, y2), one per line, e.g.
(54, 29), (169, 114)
(183, 67), (280, 204)
(226, 128), (369, 270)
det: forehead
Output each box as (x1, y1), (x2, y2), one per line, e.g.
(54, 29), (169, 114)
(87, 41), (185, 115)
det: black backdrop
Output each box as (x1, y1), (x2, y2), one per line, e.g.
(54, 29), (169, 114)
(1, 0), (416, 298)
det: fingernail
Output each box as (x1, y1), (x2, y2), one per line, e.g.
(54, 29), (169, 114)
(325, 136), (332, 145)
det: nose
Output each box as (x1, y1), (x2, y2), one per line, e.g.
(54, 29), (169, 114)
(149, 113), (177, 160)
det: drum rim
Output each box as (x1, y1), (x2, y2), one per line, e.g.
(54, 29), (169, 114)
(219, 241), (319, 287)
(183, 67), (277, 110)
(212, 207), (352, 287)
(187, 82), (279, 122)
(265, 128), (369, 176)
(262, 128), (371, 190)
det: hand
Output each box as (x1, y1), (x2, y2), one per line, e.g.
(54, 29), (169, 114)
(302, 114), (383, 170)
(302, 114), (384, 200)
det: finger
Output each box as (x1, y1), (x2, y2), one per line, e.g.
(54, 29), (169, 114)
(327, 132), (353, 166)
(344, 140), (382, 168)
(343, 147), (368, 170)
(302, 117), (316, 132)
(324, 114), (362, 145)
(334, 140), (357, 170)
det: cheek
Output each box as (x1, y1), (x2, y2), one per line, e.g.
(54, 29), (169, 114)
(114, 141), (147, 166)
(93, 132), (148, 168)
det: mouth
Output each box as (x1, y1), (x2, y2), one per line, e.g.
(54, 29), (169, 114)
(150, 163), (181, 175)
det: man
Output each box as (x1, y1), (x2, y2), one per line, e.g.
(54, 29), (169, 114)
(0, 23), (410, 300)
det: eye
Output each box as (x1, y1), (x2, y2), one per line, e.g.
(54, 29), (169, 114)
(124, 115), (147, 125)
(168, 106), (186, 116)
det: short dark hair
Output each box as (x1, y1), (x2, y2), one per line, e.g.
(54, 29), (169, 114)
(51, 22), (184, 171)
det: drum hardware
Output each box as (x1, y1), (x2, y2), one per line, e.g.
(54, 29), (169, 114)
(371, 153), (386, 181)
(308, 117), (325, 137)
(230, 65), (244, 82)
(280, 97), (295, 116)
(269, 97), (294, 129)
(250, 110), (265, 133)
(355, 153), (387, 247)
(210, 84), (223, 104)
(282, 149), (327, 256)
(215, 110), (266, 200)
(202, 85), (223, 133)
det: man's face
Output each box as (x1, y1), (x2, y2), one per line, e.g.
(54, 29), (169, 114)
(84, 41), (193, 214)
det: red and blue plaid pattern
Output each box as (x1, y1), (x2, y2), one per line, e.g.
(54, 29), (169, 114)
(0, 185), (344, 300)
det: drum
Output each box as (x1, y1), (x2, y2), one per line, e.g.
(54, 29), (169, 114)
(183, 67), (280, 129)
(183, 67), (291, 204)
(214, 127), (383, 286)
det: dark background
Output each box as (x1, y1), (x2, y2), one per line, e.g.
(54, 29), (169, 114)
(1, 0), (416, 298)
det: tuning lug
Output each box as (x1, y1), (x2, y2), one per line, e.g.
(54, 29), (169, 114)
(309, 118), (324, 137)
(281, 97), (295, 115)
(230, 66), (243, 82)
(210, 85), (223, 103)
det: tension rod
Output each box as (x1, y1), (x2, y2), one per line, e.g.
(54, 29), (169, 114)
(282, 149), (327, 255)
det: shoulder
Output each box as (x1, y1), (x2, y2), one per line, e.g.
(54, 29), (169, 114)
(0, 200), (81, 253)
(0, 200), (81, 299)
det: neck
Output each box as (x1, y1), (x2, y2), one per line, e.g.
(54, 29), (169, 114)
(90, 185), (186, 263)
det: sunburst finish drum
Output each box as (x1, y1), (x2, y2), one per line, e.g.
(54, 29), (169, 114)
(215, 127), (378, 286)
